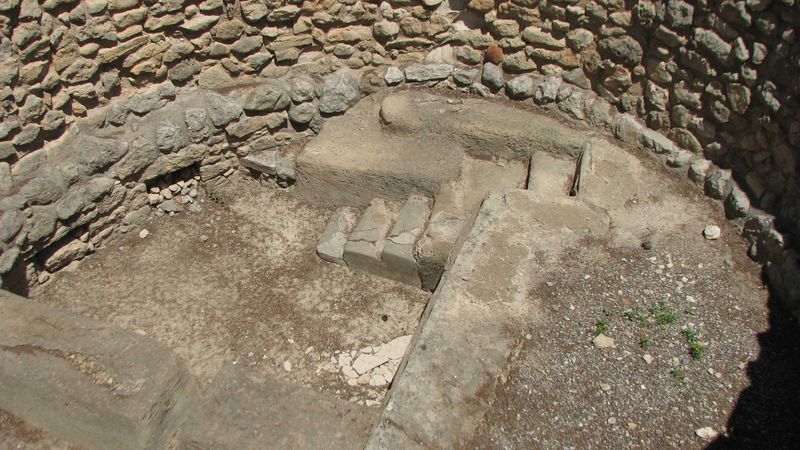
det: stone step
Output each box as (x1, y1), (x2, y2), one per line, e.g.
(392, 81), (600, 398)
(316, 207), (358, 265)
(382, 195), (432, 287)
(526, 151), (576, 197)
(416, 158), (528, 291)
(342, 198), (395, 277)
(182, 364), (377, 449)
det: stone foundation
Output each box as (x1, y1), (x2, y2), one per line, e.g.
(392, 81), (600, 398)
(0, 0), (799, 312)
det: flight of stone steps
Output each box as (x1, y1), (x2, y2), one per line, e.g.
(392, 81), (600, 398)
(314, 144), (594, 291)
(317, 195), (433, 288)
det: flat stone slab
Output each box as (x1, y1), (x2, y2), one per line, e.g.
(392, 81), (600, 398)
(317, 207), (357, 265)
(382, 195), (431, 287)
(0, 289), (196, 450)
(182, 364), (377, 449)
(239, 150), (278, 175)
(343, 199), (393, 276)
(527, 151), (576, 197)
(379, 90), (592, 160)
(366, 190), (610, 448)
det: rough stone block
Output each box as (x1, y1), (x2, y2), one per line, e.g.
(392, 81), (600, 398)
(0, 290), (196, 450)
(239, 150), (278, 175)
(317, 207), (356, 265)
(613, 114), (643, 146)
(382, 195), (431, 287)
(343, 199), (393, 276)
(404, 64), (453, 82)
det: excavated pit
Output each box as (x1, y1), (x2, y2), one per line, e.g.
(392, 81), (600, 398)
(1, 89), (789, 449)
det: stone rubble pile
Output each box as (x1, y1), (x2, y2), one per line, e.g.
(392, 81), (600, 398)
(317, 335), (411, 392)
(146, 166), (202, 216)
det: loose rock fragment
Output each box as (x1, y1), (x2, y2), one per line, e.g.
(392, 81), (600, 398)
(703, 225), (721, 240)
(592, 334), (615, 348)
(695, 427), (719, 440)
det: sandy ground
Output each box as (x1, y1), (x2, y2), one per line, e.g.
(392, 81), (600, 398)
(31, 178), (429, 405)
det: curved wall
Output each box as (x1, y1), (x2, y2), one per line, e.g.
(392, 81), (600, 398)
(0, 0), (798, 310)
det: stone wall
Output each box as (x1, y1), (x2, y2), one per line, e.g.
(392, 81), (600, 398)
(0, 0), (798, 310)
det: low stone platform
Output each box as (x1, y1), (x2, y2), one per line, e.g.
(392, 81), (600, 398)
(0, 289), (196, 450)
(182, 364), (377, 449)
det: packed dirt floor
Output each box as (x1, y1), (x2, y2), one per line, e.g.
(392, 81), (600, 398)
(30, 178), (429, 406)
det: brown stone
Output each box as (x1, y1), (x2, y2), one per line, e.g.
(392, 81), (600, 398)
(486, 45), (503, 64)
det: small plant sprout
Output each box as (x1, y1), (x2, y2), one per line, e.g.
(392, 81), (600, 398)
(683, 328), (707, 360)
(639, 336), (653, 349)
(624, 309), (648, 326)
(670, 368), (686, 386)
(593, 320), (609, 337)
(650, 302), (678, 326)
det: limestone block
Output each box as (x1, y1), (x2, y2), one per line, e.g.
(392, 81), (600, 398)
(204, 91), (243, 127)
(0, 289), (197, 450)
(382, 196), (431, 287)
(42, 239), (91, 271)
(318, 69), (360, 115)
(404, 63), (453, 82)
(343, 199), (393, 276)
(239, 150), (278, 175)
(181, 364), (372, 449)
(317, 208), (357, 265)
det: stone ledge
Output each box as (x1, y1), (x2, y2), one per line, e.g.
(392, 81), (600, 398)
(366, 190), (610, 448)
(0, 289), (197, 450)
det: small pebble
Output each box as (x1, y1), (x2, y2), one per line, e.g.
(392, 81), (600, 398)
(139, 229), (150, 239)
(703, 225), (721, 240)
(695, 427), (719, 440)
(200, 235), (209, 242)
(642, 240), (653, 250)
(592, 334), (615, 348)
(283, 361), (292, 372)
(642, 354), (653, 364)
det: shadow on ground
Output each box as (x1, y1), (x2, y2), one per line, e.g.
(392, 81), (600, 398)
(0, 258), (28, 298)
(709, 280), (800, 450)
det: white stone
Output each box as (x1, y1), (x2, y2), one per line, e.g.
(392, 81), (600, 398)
(384, 66), (404, 85)
(375, 335), (412, 361)
(341, 365), (358, 380)
(283, 360), (292, 372)
(695, 427), (719, 440)
(369, 373), (387, 387)
(642, 354), (653, 364)
(138, 229), (150, 239)
(592, 334), (615, 348)
(352, 353), (390, 375)
(703, 225), (721, 240)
